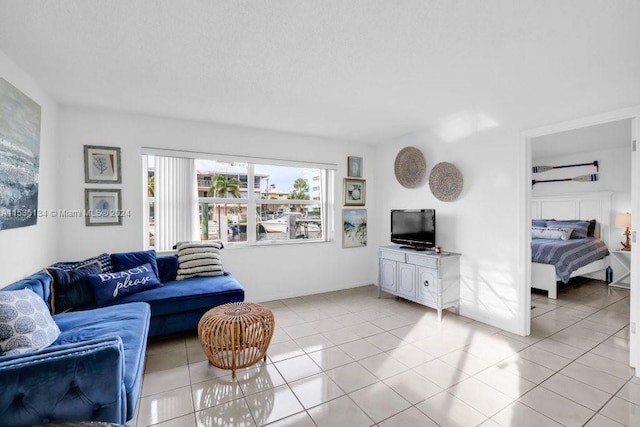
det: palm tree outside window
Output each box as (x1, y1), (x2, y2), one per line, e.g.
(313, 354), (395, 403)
(143, 153), (333, 247)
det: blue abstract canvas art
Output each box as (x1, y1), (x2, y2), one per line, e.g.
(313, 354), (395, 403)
(0, 78), (41, 230)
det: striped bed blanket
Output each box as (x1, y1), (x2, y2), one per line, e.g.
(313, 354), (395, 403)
(531, 237), (610, 283)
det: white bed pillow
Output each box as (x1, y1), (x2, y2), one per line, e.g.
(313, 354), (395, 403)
(532, 226), (573, 240)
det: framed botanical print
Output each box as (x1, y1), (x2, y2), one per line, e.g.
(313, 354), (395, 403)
(85, 188), (123, 226)
(84, 145), (121, 183)
(344, 178), (366, 206)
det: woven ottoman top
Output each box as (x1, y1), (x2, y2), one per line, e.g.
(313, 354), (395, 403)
(208, 302), (271, 318)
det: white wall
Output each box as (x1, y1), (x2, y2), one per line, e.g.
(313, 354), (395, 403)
(372, 124), (528, 334)
(57, 106), (376, 302)
(0, 51), (59, 286)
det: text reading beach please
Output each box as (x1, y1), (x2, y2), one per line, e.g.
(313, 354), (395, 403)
(88, 263), (162, 305)
(101, 265), (155, 297)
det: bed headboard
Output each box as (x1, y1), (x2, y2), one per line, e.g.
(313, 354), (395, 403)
(531, 191), (612, 245)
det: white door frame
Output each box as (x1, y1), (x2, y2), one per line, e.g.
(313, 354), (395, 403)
(520, 106), (640, 371)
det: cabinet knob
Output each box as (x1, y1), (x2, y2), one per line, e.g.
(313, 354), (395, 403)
(424, 280), (429, 287)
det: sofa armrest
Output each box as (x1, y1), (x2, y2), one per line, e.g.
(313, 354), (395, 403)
(0, 337), (127, 426)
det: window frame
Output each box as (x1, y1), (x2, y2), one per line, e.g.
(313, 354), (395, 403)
(143, 148), (336, 249)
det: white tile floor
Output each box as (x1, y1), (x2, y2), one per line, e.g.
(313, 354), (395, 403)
(132, 280), (638, 426)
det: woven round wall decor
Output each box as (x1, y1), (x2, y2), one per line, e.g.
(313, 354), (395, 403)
(429, 162), (463, 202)
(394, 146), (426, 188)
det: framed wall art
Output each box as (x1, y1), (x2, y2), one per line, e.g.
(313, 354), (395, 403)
(343, 209), (367, 248)
(84, 145), (121, 183)
(348, 156), (363, 177)
(344, 178), (366, 206)
(85, 188), (123, 226)
(0, 78), (41, 231)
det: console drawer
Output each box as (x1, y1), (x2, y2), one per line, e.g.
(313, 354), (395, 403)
(406, 254), (437, 269)
(379, 249), (406, 262)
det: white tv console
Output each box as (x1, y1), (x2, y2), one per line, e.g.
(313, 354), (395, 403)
(378, 245), (461, 321)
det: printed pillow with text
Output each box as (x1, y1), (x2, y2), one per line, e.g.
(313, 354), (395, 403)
(87, 263), (162, 306)
(532, 226), (573, 240)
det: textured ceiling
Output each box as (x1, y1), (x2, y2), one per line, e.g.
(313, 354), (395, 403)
(0, 1), (639, 142)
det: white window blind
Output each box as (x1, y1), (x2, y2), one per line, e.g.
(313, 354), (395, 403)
(154, 156), (199, 251)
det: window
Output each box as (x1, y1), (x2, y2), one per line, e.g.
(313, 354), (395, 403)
(144, 151), (335, 250)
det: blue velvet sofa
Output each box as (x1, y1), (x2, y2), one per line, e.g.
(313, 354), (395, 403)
(0, 254), (245, 426)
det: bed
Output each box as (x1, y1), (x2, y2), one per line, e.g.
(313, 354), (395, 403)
(531, 192), (612, 299)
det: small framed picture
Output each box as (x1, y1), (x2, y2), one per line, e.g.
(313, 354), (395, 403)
(85, 189), (123, 226)
(348, 156), (363, 177)
(344, 178), (366, 206)
(343, 209), (367, 248)
(84, 145), (121, 183)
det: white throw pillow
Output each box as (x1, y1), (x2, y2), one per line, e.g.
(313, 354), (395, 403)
(532, 226), (573, 241)
(175, 240), (225, 280)
(0, 289), (61, 356)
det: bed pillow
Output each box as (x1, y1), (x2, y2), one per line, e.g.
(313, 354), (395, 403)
(45, 261), (102, 314)
(0, 289), (61, 356)
(546, 220), (590, 239)
(532, 219), (549, 228)
(49, 253), (113, 273)
(87, 263), (162, 306)
(532, 226), (573, 240)
(175, 240), (224, 280)
(111, 250), (159, 278)
(554, 219), (597, 237)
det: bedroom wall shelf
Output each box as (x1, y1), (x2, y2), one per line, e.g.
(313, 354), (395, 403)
(609, 250), (631, 292)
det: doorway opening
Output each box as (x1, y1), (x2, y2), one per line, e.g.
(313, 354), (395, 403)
(521, 107), (639, 369)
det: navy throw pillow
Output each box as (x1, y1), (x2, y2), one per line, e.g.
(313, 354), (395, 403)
(111, 250), (159, 278)
(50, 253), (113, 273)
(45, 261), (102, 314)
(156, 255), (178, 283)
(88, 263), (162, 306)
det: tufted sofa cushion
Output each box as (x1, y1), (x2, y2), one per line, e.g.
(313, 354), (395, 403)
(0, 337), (127, 425)
(52, 302), (150, 422)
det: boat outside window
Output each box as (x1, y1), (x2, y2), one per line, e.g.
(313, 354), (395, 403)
(144, 153), (333, 249)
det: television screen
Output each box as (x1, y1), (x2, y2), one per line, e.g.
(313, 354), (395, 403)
(391, 209), (435, 249)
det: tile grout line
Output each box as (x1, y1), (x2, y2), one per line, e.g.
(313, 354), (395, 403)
(136, 282), (631, 427)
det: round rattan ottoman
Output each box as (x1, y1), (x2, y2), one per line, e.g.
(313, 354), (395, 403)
(198, 302), (275, 378)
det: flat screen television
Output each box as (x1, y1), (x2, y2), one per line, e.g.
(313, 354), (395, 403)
(391, 209), (436, 250)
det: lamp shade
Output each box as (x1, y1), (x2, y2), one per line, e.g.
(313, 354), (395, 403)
(615, 212), (631, 228)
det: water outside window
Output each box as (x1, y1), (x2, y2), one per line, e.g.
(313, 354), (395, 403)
(146, 157), (327, 247)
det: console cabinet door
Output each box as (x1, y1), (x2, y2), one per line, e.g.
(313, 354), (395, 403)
(416, 266), (438, 306)
(379, 258), (397, 292)
(396, 263), (416, 298)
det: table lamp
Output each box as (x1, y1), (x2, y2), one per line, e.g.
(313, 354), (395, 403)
(615, 212), (632, 251)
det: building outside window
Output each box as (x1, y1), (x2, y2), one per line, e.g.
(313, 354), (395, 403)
(144, 153), (334, 250)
